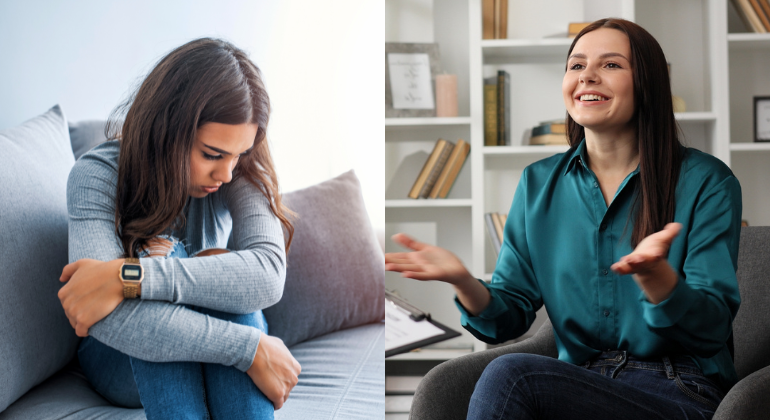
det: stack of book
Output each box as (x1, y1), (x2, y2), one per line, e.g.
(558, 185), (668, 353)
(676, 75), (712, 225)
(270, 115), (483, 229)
(408, 139), (471, 199)
(528, 120), (569, 146)
(482, 0), (508, 39)
(484, 212), (507, 256)
(483, 70), (511, 146)
(732, 0), (770, 32)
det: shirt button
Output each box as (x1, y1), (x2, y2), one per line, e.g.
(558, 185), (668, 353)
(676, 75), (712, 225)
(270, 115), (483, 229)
(602, 269), (609, 276)
(600, 223), (607, 231)
(603, 310), (610, 317)
(593, 181), (599, 188)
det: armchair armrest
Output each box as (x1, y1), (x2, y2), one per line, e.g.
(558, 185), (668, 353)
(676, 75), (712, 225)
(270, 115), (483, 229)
(410, 319), (557, 420)
(714, 365), (770, 420)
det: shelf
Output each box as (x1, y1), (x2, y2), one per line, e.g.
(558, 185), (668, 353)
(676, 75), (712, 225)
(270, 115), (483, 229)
(482, 38), (573, 64)
(483, 145), (570, 155)
(727, 33), (770, 51)
(386, 199), (473, 208)
(730, 142), (770, 152)
(385, 117), (472, 127)
(674, 112), (717, 122)
(387, 348), (474, 361)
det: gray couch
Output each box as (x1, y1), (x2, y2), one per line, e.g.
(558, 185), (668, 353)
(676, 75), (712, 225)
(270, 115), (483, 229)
(0, 106), (385, 419)
(410, 226), (770, 420)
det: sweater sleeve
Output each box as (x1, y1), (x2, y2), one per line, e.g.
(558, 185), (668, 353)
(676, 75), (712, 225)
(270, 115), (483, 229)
(66, 150), (259, 372)
(138, 176), (287, 314)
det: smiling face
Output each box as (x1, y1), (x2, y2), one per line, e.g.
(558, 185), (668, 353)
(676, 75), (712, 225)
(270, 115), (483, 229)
(189, 122), (257, 198)
(563, 28), (635, 135)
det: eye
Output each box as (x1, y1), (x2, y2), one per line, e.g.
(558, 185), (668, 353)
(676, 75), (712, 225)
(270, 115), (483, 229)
(569, 63), (584, 70)
(606, 62), (622, 69)
(203, 152), (222, 161)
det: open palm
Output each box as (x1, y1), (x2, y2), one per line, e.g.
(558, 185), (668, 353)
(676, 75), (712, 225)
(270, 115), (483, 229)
(612, 223), (682, 275)
(385, 233), (471, 285)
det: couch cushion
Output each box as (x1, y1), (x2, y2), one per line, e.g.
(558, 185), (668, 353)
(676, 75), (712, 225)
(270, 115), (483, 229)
(277, 323), (385, 420)
(264, 170), (385, 347)
(69, 120), (108, 160)
(0, 105), (80, 412)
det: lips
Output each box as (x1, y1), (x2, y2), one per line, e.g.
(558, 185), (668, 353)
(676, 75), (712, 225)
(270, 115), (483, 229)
(200, 185), (220, 193)
(575, 91), (610, 102)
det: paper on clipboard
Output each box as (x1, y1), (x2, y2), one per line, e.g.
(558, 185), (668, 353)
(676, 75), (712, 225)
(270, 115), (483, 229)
(385, 300), (445, 352)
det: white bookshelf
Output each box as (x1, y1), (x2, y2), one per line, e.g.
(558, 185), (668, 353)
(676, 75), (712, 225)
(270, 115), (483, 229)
(386, 0), (770, 366)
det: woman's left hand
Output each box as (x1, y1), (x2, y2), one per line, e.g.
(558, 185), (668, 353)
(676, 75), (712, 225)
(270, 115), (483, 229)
(58, 259), (125, 337)
(611, 223), (681, 304)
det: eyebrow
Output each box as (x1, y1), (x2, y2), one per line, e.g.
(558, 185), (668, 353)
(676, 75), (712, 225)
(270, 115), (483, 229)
(568, 52), (630, 62)
(203, 143), (254, 155)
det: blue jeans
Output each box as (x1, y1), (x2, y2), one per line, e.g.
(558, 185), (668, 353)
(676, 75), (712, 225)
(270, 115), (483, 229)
(467, 351), (724, 420)
(78, 238), (274, 420)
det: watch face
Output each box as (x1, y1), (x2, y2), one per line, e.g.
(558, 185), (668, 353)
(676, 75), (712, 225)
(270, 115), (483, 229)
(121, 265), (143, 281)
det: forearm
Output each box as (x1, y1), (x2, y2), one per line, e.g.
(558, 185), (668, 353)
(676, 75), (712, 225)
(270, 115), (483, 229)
(453, 274), (492, 316)
(88, 298), (260, 372)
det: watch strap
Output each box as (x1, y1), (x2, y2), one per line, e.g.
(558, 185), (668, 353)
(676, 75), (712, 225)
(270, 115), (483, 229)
(122, 258), (142, 299)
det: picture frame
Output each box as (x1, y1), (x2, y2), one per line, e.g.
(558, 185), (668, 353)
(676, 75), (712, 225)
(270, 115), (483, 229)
(755, 96), (770, 142)
(385, 43), (442, 118)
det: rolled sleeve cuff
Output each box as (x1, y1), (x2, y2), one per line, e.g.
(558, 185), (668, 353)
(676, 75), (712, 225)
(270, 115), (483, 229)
(454, 279), (509, 339)
(641, 275), (697, 328)
(235, 328), (261, 372)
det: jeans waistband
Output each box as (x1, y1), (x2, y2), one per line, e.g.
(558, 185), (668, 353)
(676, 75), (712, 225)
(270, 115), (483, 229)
(585, 351), (704, 377)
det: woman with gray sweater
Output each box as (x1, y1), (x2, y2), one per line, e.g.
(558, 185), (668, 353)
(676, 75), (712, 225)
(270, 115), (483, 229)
(57, 38), (300, 420)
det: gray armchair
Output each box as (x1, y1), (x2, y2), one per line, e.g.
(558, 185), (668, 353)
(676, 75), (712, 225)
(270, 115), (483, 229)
(410, 226), (770, 420)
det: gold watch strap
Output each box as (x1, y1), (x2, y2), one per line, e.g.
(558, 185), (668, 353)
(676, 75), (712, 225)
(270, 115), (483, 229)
(122, 258), (142, 298)
(123, 283), (140, 299)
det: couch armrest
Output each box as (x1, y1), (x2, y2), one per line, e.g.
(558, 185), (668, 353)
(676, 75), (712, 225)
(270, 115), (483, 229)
(410, 319), (557, 420)
(714, 365), (770, 420)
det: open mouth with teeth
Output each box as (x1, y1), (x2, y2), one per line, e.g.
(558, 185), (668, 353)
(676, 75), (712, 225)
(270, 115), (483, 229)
(579, 94), (609, 101)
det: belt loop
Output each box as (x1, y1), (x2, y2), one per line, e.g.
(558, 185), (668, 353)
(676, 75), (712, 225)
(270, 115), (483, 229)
(662, 356), (675, 380)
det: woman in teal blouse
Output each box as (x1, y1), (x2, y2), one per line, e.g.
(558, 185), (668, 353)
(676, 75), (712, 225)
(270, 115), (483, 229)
(386, 18), (740, 419)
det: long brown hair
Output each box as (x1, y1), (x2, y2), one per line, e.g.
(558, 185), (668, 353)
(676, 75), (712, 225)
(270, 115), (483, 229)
(565, 18), (683, 247)
(108, 38), (294, 258)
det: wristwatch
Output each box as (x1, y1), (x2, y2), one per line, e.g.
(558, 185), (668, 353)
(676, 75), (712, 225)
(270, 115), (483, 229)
(119, 258), (144, 298)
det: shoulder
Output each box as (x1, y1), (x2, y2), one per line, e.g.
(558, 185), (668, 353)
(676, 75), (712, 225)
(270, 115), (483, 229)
(679, 147), (739, 192)
(67, 140), (120, 202)
(521, 147), (577, 185)
(218, 175), (271, 211)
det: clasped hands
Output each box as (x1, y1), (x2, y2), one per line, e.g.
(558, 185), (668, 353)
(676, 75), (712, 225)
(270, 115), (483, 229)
(57, 238), (300, 409)
(385, 223), (682, 305)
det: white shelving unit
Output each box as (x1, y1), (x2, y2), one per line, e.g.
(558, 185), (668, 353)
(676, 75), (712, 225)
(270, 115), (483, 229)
(386, 0), (770, 363)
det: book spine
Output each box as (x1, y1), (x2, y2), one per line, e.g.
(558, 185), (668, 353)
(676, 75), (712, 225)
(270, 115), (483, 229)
(750, 0), (770, 30)
(732, 0), (755, 32)
(532, 123), (566, 137)
(497, 71), (505, 146)
(502, 71), (511, 145)
(482, 0), (495, 39)
(492, 212), (504, 248)
(419, 141), (454, 198)
(485, 213), (501, 256)
(499, 0), (508, 39)
(761, 0), (770, 27)
(484, 80), (498, 146)
(430, 139), (470, 198)
(739, 0), (767, 32)
(408, 139), (448, 199)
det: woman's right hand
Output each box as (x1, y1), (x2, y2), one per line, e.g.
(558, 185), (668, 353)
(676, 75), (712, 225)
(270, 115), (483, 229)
(246, 334), (301, 410)
(385, 233), (474, 286)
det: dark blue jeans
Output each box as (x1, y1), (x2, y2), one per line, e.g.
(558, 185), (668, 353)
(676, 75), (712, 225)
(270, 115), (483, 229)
(467, 351), (723, 419)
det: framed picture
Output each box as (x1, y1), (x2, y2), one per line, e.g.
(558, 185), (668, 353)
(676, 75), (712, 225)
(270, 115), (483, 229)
(755, 96), (770, 142)
(385, 43), (442, 118)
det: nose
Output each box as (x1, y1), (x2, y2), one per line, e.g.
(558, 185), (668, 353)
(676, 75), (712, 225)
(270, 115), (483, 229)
(212, 161), (234, 184)
(579, 65), (598, 84)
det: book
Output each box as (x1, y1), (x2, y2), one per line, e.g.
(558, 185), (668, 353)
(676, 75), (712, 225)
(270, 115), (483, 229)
(497, 70), (511, 146)
(492, 213), (505, 246)
(485, 213), (502, 255)
(750, 0), (770, 30)
(734, 0), (767, 32)
(429, 139), (470, 198)
(568, 22), (591, 38)
(484, 77), (498, 146)
(529, 133), (569, 146)
(495, 0), (508, 39)
(532, 121), (566, 137)
(732, 0), (756, 31)
(761, 0), (770, 28)
(482, 0), (495, 39)
(408, 139), (455, 199)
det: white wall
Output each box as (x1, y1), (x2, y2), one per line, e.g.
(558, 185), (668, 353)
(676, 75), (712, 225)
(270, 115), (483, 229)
(0, 0), (384, 237)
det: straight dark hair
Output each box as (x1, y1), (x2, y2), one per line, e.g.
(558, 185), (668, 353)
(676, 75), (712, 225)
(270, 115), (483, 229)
(565, 18), (683, 247)
(108, 37), (295, 258)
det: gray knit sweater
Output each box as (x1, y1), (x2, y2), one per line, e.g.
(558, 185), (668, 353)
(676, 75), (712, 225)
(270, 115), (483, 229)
(66, 140), (286, 372)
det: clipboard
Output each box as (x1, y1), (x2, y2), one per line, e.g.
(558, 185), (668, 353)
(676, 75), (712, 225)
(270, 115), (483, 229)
(385, 290), (461, 358)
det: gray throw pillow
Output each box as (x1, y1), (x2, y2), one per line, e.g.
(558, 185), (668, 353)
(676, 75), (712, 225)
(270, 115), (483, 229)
(69, 120), (108, 160)
(264, 170), (385, 347)
(0, 105), (79, 411)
